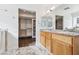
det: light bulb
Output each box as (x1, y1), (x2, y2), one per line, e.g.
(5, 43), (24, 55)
(50, 6), (55, 10)
(47, 10), (50, 13)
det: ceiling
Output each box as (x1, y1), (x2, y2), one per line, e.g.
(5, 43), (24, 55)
(0, 4), (61, 18)
(17, 4), (60, 17)
(0, 4), (79, 17)
(54, 4), (79, 14)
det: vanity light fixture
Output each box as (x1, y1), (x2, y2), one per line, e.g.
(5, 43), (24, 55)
(47, 10), (50, 13)
(50, 6), (55, 11)
(47, 6), (56, 14)
(64, 7), (70, 10)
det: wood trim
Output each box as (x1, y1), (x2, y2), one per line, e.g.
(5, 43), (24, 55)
(73, 36), (79, 55)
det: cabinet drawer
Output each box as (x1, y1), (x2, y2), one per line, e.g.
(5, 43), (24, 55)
(52, 34), (72, 45)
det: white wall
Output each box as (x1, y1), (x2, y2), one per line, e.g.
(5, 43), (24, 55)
(71, 11), (79, 27)
(0, 5), (18, 50)
(72, 16), (79, 27)
(63, 14), (73, 29)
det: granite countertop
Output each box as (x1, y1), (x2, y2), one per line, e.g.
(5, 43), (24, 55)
(40, 29), (79, 36)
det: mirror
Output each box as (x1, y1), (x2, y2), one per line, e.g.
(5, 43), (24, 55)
(40, 16), (53, 29)
(40, 4), (79, 32)
(54, 4), (79, 32)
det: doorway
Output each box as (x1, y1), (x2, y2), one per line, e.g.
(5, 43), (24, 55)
(55, 15), (63, 30)
(18, 8), (36, 47)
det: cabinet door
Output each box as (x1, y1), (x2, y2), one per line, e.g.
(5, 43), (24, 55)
(65, 44), (73, 55)
(53, 39), (72, 55)
(46, 37), (51, 52)
(53, 39), (65, 55)
(46, 32), (52, 52)
(40, 32), (46, 47)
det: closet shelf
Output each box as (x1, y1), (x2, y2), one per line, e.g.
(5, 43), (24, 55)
(19, 9), (36, 38)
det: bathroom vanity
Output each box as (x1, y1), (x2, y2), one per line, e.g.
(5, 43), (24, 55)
(40, 30), (79, 55)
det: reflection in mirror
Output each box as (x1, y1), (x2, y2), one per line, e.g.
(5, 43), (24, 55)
(54, 4), (79, 32)
(71, 11), (79, 32)
(55, 15), (63, 30)
(40, 4), (79, 32)
(40, 15), (53, 29)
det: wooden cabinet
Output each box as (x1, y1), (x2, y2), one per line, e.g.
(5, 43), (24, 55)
(53, 39), (65, 55)
(73, 36), (79, 55)
(52, 34), (73, 55)
(53, 34), (72, 45)
(40, 32), (52, 52)
(40, 31), (79, 55)
(65, 44), (72, 55)
(40, 32), (46, 47)
(52, 39), (72, 55)
(45, 32), (52, 52)
(40, 31), (72, 55)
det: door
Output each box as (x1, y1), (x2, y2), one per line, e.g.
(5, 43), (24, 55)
(19, 8), (36, 47)
(53, 39), (72, 55)
(53, 39), (65, 55)
(55, 15), (63, 30)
